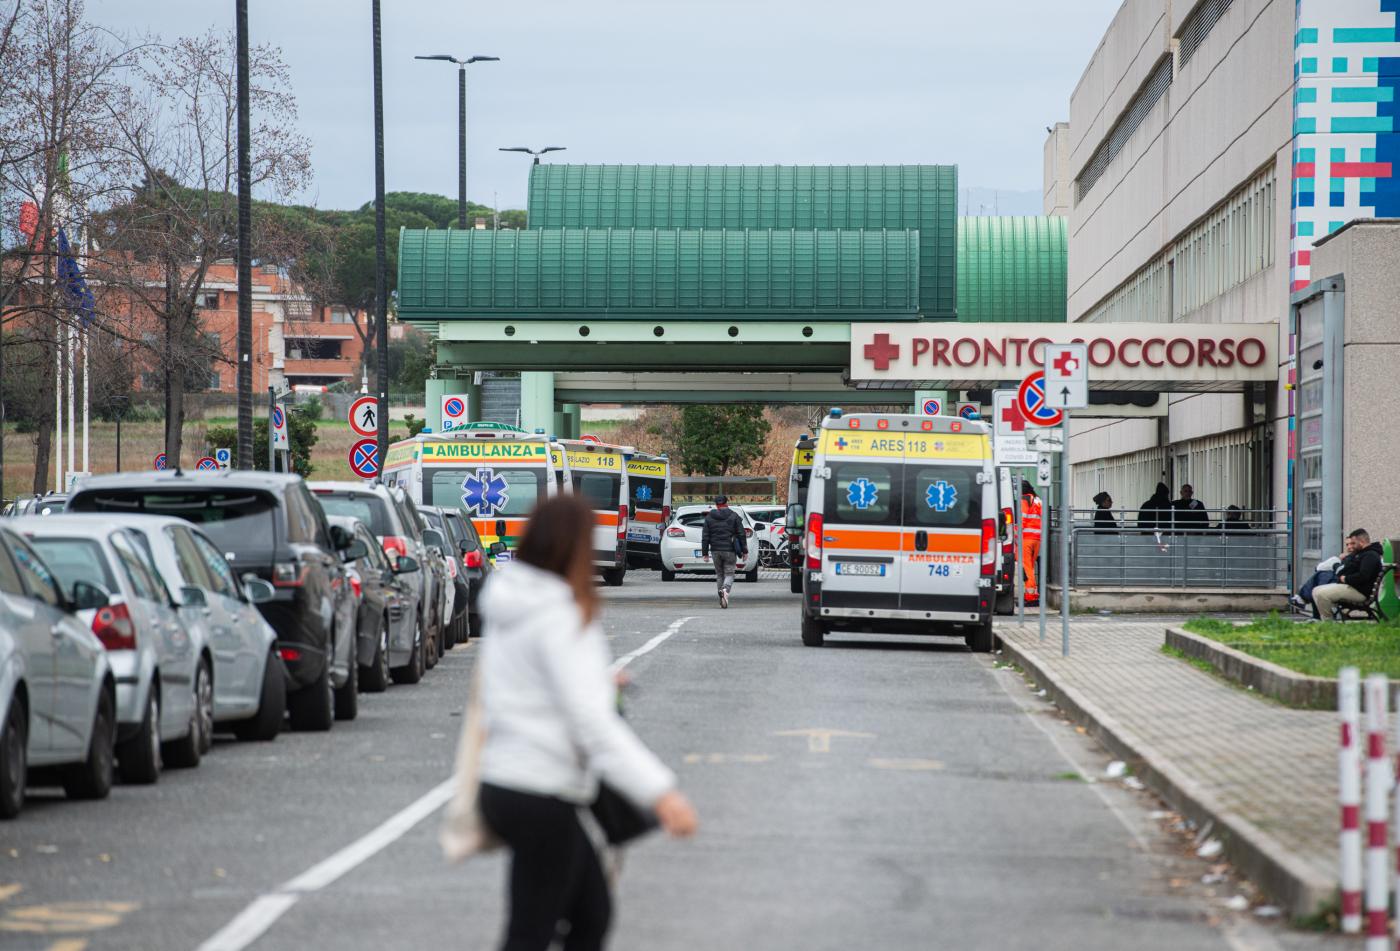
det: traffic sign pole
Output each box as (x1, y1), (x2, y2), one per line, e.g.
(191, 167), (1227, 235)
(1060, 410), (1071, 657)
(1014, 486), (1024, 625)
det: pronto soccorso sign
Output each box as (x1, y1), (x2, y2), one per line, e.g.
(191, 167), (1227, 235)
(849, 323), (1278, 386)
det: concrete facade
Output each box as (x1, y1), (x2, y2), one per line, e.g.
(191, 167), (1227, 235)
(1042, 122), (1072, 217)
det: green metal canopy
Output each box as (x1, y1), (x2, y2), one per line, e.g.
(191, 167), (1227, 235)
(526, 164), (957, 319)
(397, 227), (920, 320)
(956, 216), (1067, 323)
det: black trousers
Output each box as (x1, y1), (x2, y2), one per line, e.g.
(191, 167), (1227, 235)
(479, 783), (612, 951)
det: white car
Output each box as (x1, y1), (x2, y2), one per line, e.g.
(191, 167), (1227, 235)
(739, 505), (787, 560)
(658, 505), (760, 583)
(116, 515), (284, 742)
(14, 516), (207, 782)
(0, 526), (116, 818)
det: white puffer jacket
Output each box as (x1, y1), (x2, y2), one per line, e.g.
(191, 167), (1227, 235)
(477, 561), (675, 808)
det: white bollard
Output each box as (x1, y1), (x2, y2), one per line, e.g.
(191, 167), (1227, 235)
(1341, 667), (1362, 933)
(1363, 674), (1390, 951)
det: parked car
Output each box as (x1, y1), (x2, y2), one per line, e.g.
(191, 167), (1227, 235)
(658, 505), (761, 583)
(14, 515), (207, 780)
(116, 515), (284, 741)
(325, 515), (415, 693)
(431, 507), (489, 641)
(307, 482), (428, 685)
(0, 526), (116, 818)
(420, 506), (470, 649)
(67, 472), (358, 731)
(739, 505), (787, 566)
(390, 486), (448, 666)
(6, 493), (68, 517)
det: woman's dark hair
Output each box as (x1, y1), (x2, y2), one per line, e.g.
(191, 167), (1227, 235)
(1021, 480), (1037, 498)
(515, 495), (599, 623)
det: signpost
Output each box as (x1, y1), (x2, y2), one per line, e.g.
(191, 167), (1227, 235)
(153, 452), (167, 471)
(195, 456), (218, 472)
(992, 391), (1038, 467)
(349, 438), (379, 479)
(920, 397), (942, 417)
(271, 404), (289, 450)
(441, 395), (468, 430)
(957, 402), (980, 420)
(1040, 348), (1090, 660)
(214, 448), (231, 471)
(1016, 371), (1064, 428)
(348, 395), (378, 438)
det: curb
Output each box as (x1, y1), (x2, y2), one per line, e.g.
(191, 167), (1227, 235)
(996, 629), (1334, 919)
(1166, 627), (1336, 709)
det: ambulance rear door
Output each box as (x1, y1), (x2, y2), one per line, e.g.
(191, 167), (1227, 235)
(897, 433), (985, 620)
(818, 432), (903, 611)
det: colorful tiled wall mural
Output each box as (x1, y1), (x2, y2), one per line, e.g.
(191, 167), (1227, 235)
(1291, 0), (1400, 291)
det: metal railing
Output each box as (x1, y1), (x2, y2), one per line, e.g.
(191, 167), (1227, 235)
(1049, 508), (1291, 591)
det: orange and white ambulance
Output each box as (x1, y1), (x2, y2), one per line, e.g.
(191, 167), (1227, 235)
(624, 452), (671, 570)
(799, 409), (998, 651)
(552, 439), (631, 586)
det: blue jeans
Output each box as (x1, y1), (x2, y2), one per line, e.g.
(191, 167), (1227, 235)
(1300, 570), (1336, 616)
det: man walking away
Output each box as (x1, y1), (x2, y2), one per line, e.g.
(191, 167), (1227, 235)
(1172, 484), (1210, 530)
(1313, 528), (1384, 619)
(701, 496), (746, 609)
(1137, 482), (1171, 533)
(1019, 481), (1043, 605)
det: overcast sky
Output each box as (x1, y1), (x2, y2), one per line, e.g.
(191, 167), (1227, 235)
(88, 0), (1124, 213)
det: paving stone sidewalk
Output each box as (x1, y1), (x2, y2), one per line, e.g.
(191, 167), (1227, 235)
(997, 617), (1337, 917)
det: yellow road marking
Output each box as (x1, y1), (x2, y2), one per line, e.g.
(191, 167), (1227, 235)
(682, 753), (773, 765)
(0, 901), (138, 934)
(0, 884), (22, 902)
(47, 940), (87, 951)
(773, 728), (876, 754)
(867, 757), (945, 771)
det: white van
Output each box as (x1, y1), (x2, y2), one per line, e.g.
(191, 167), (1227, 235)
(799, 410), (998, 651)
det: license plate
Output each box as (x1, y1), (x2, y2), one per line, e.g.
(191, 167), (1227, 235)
(627, 532), (651, 542)
(835, 562), (885, 577)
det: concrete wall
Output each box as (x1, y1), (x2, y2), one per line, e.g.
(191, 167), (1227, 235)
(1057, 0), (1295, 511)
(1310, 220), (1400, 541)
(1042, 122), (1072, 217)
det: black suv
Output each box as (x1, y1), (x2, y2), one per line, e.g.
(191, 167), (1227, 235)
(67, 472), (357, 732)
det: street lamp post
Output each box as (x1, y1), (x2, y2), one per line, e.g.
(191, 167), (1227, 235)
(110, 395), (129, 472)
(414, 53), (499, 229)
(499, 145), (567, 166)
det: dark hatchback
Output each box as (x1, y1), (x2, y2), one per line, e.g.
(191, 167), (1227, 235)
(67, 472), (355, 732)
(425, 506), (488, 641)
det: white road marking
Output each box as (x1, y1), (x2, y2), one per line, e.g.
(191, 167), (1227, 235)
(197, 616), (694, 951)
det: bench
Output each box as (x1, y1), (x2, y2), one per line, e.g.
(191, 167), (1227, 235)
(1333, 563), (1397, 622)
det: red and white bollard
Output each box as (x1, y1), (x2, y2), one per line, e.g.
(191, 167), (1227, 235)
(1363, 673), (1390, 951)
(1341, 667), (1362, 933)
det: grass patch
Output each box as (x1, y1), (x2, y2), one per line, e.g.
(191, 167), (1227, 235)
(1161, 644), (1218, 676)
(1182, 614), (1400, 679)
(1051, 771), (1085, 782)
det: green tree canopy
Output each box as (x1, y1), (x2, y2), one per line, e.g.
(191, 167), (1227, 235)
(676, 405), (771, 476)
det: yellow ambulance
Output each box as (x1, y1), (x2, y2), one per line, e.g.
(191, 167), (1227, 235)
(552, 439), (631, 586)
(624, 452), (671, 570)
(799, 409), (998, 651)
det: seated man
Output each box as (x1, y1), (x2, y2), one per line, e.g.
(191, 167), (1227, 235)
(1313, 529), (1384, 620)
(1292, 535), (1355, 615)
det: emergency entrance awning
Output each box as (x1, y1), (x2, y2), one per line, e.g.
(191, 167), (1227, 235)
(848, 322), (1279, 392)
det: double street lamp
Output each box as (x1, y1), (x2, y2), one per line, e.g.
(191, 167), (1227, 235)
(414, 53), (500, 230)
(499, 145), (567, 165)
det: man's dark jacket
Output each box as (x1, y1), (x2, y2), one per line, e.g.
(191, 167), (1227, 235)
(701, 507), (746, 558)
(1339, 541), (1385, 595)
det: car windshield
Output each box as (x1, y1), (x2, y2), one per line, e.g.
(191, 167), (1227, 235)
(27, 537), (117, 598)
(71, 490), (279, 564)
(314, 492), (395, 536)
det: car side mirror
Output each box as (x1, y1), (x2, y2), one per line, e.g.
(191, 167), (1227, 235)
(70, 580), (110, 612)
(422, 528), (444, 549)
(341, 539), (368, 562)
(394, 554), (421, 574)
(488, 541), (507, 557)
(180, 585), (207, 608)
(458, 539), (472, 555)
(328, 523), (355, 551)
(242, 575), (276, 604)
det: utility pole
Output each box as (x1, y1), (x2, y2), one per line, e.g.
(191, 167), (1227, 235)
(373, 0), (389, 475)
(235, 0), (254, 467)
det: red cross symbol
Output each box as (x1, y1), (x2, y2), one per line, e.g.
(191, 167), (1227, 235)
(863, 333), (901, 371)
(1052, 351), (1079, 377)
(1000, 401), (1028, 433)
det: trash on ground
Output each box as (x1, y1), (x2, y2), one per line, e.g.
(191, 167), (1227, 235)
(1104, 760), (1127, 779)
(1197, 839), (1224, 859)
(1253, 905), (1282, 918)
(1222, 895), (1248, 911)
(1122, 776), (1145, 791)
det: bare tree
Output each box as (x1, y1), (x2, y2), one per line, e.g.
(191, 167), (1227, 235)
(99, 29), (310, 462)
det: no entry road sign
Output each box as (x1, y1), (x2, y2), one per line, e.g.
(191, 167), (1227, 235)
(349, 438), (379, 479)
(195, 456), (218, 471)
(1016, 371), (1064, 428)
(349, 396), (378, 437)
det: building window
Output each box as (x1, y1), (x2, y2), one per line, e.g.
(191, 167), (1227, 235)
(208, 371), (220, 390)
(1075, 55), (1174, 203)
(199, 292), (219, 309)
(1178, 0), (1235, 70)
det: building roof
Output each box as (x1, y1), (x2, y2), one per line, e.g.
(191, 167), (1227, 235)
(526, 164), (957, 318)
(396, 227), (921, 320)
(956, 216), (1067, 323)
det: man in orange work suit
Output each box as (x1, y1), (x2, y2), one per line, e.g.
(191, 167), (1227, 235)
(1020, 480), (1042, 605)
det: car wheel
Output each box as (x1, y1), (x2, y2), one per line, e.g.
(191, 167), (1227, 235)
(117, 687), (162, 784)
(425, 623), (439, 670)
(233, 648), (285, 741)
(660, 568), (675, 582)
(602, 566), (626, 587)
(360, 623), (390, 693)
(743, 567), (759, 583)
(469, 613), (482, 639)
(966, 618), (995, 654)
(391, 615), (425, 685)
(789, 571), (802, 594)
(287, 659), (334, 732)
(164, 659), (212, 769)
(0, 695), (27, 819)
(800, 615), (826, 647)
(63, 686), (115, 801)
(334, 650), (359, 721)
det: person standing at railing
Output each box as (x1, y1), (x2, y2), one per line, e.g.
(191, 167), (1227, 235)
(1172, 484), (1210, 531)
(1136, 482), (1171, 533)
(1217, 505), (1252, 532)
(1020, 480), (1043, 605)
(1092, 492), (1117, 532)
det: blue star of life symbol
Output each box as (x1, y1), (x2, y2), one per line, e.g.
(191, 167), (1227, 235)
(846, 477), (879, 510)
(926, 480), (958, 512)
(461, 468), (510, 516)
(635, 484), (653, 502)
(835, 437), (849, 450)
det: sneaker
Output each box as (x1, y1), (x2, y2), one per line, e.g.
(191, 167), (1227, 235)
(1289, 594), (1308, 610)
(720, 590), (729, 609)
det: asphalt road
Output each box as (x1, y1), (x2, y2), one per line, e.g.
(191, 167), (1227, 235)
(1, 573), (1330, 950)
